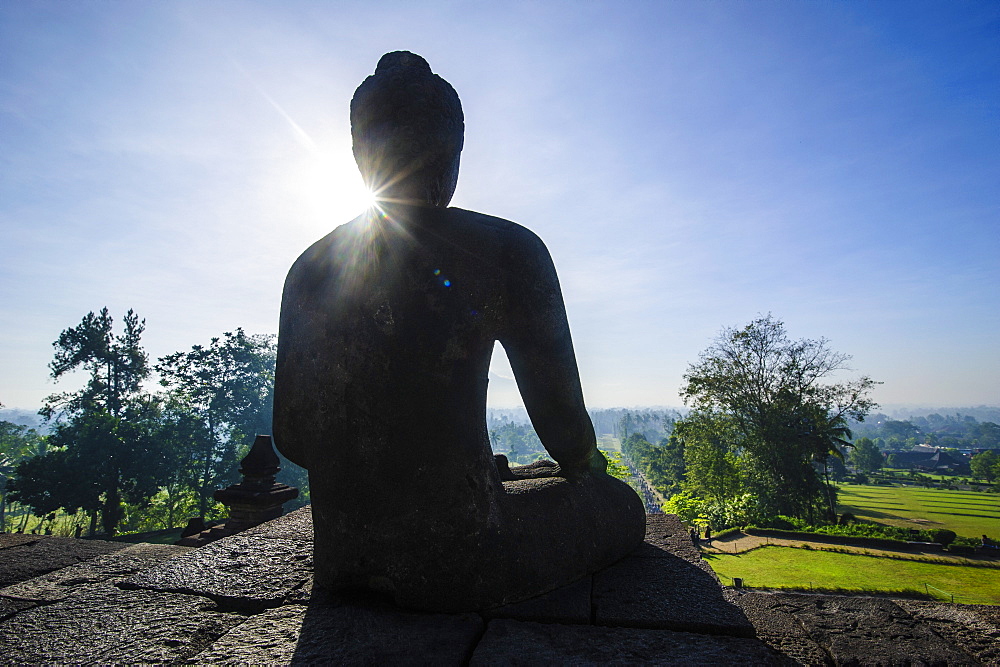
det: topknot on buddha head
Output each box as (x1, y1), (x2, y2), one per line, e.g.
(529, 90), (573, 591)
(351, 51), (464, 206)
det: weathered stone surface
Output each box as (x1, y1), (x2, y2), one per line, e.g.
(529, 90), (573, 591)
(635, 514), (712, 572)
(122, 534), (311, 610)
(0, 584), (245, 663)
(895, 599), (1000, 665)
(726, 591), (831, 665)
(759, 593), (976, 665)
(0, 542), (189, 603)
(594, 554), (755, 637)
(0, 535), (127, 588)
(485, 575), (592, 625)
(0, 596), (38, 621)
(0, 534), (43, 550)
(194, 602), (483, 665)
(240, 505), (313, 542)
(470, 619), (787, 665)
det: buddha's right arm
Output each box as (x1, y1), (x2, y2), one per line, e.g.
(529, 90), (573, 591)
(499, 227), (603, 475)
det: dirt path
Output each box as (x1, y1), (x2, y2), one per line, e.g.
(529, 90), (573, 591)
(700, 531), (1000, 566)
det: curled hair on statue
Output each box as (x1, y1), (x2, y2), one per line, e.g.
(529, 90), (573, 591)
(350, 51), (464, 206)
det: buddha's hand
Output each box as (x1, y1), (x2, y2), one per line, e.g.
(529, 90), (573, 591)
(587, 448), (609, 476)
(560, 447), (608, 479)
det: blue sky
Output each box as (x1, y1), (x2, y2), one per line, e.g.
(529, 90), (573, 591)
(2, 1), (998, 410)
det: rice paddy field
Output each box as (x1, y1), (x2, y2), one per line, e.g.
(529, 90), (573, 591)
(705, 545), (1000, 605)
(836, 483), (1000, 538)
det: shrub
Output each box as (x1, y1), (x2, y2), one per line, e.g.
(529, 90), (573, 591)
(932, 529), (957, 547)
(839, 512), (856, 525)
(948, 544), (976, 555)
(761, 516), (800, 531)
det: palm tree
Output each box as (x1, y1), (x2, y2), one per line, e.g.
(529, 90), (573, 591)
(798, 408), (853, 522)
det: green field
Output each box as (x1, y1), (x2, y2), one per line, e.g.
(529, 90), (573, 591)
(705, 546), (1000, 605)
(837, 484), (1000, 538)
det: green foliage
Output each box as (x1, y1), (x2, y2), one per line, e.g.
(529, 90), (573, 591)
(850, 437), (883, 473)
(679, 315), (878, 523)
(850, 412), (1000, 451)
(43, 308), (148, 419)
(970, 450), (999, 482)
(9, 312), (283, 536)
(11, 309), (170, 534)
(673, 413), (742, 506)
(931, 529), (957, 547)
(0, 420), (48, 529)
(620, 431), (685, 496)
(947, 544), (976, 555)
(488, 422), (544, 465)
(662, 489), (766, 530)
(600, 449), (631, 480)
(156, 329), (278, 514)
(662, 490), (705, 525)
(611, 409), (676, 444)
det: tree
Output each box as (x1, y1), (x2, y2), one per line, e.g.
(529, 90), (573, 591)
(976, 423), (1000, 448)
(0, 420), (48, 531)
(850, 437), (883, 474)
(681, 315), (878, 521)
(42, 308), (148, 419)
(13, 396), (173, 535)
(13, 309), (167, 534)
(970, 450), (998, 483)
(673, 413), (742, 508)
(156, 329), (278, 515)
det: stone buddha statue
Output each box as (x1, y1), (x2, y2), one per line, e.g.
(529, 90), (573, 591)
(273, 51), (645, 611)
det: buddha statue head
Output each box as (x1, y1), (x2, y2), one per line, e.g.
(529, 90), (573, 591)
(350, 51), (464, 207)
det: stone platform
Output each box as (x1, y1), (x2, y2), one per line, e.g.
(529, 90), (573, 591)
(1, 511), (998, 664)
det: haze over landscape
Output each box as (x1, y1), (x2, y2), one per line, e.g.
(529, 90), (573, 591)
(2, 1), (998, 410)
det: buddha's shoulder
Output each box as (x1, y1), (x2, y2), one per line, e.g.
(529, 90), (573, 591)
(444, 207), (547, 249)
(284, 215), (369, 282)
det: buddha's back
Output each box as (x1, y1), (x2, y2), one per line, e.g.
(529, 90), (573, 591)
(272, 51), (645, 611)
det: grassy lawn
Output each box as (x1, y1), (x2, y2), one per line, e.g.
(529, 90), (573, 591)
(705, 546), (1000, 605)
(837, 483), (1000, 538)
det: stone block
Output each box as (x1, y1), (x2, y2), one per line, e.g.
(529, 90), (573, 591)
(0, 542), (189, 603)
(485, 575), (592, 625)
(0, 534), (44, 550)
(122, 534), (312, 611)
(0, 536), (128, 588)
(761, 593), (975, 665)
(895, 600), (1000, 665)
(726, 591), (831, 665)
(0, 584), (245, 663)
(194, 602), (484, 664)
(239, 505), (314, 542)
(0, 596), (39, 621)
(593, 554), (755, 637)
(470, 619), (787, 665)
(634, 514), (709, 572)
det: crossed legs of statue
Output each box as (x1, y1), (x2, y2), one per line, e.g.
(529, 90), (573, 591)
(308, 461), (645, 612)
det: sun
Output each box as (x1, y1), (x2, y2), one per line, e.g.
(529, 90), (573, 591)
(360, 188), (377, 211)
(283, 148), (377, 230)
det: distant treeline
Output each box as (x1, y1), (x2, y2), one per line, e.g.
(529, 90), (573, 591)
(848, 412), (1000, 450)
(486, 407), (681, 438)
